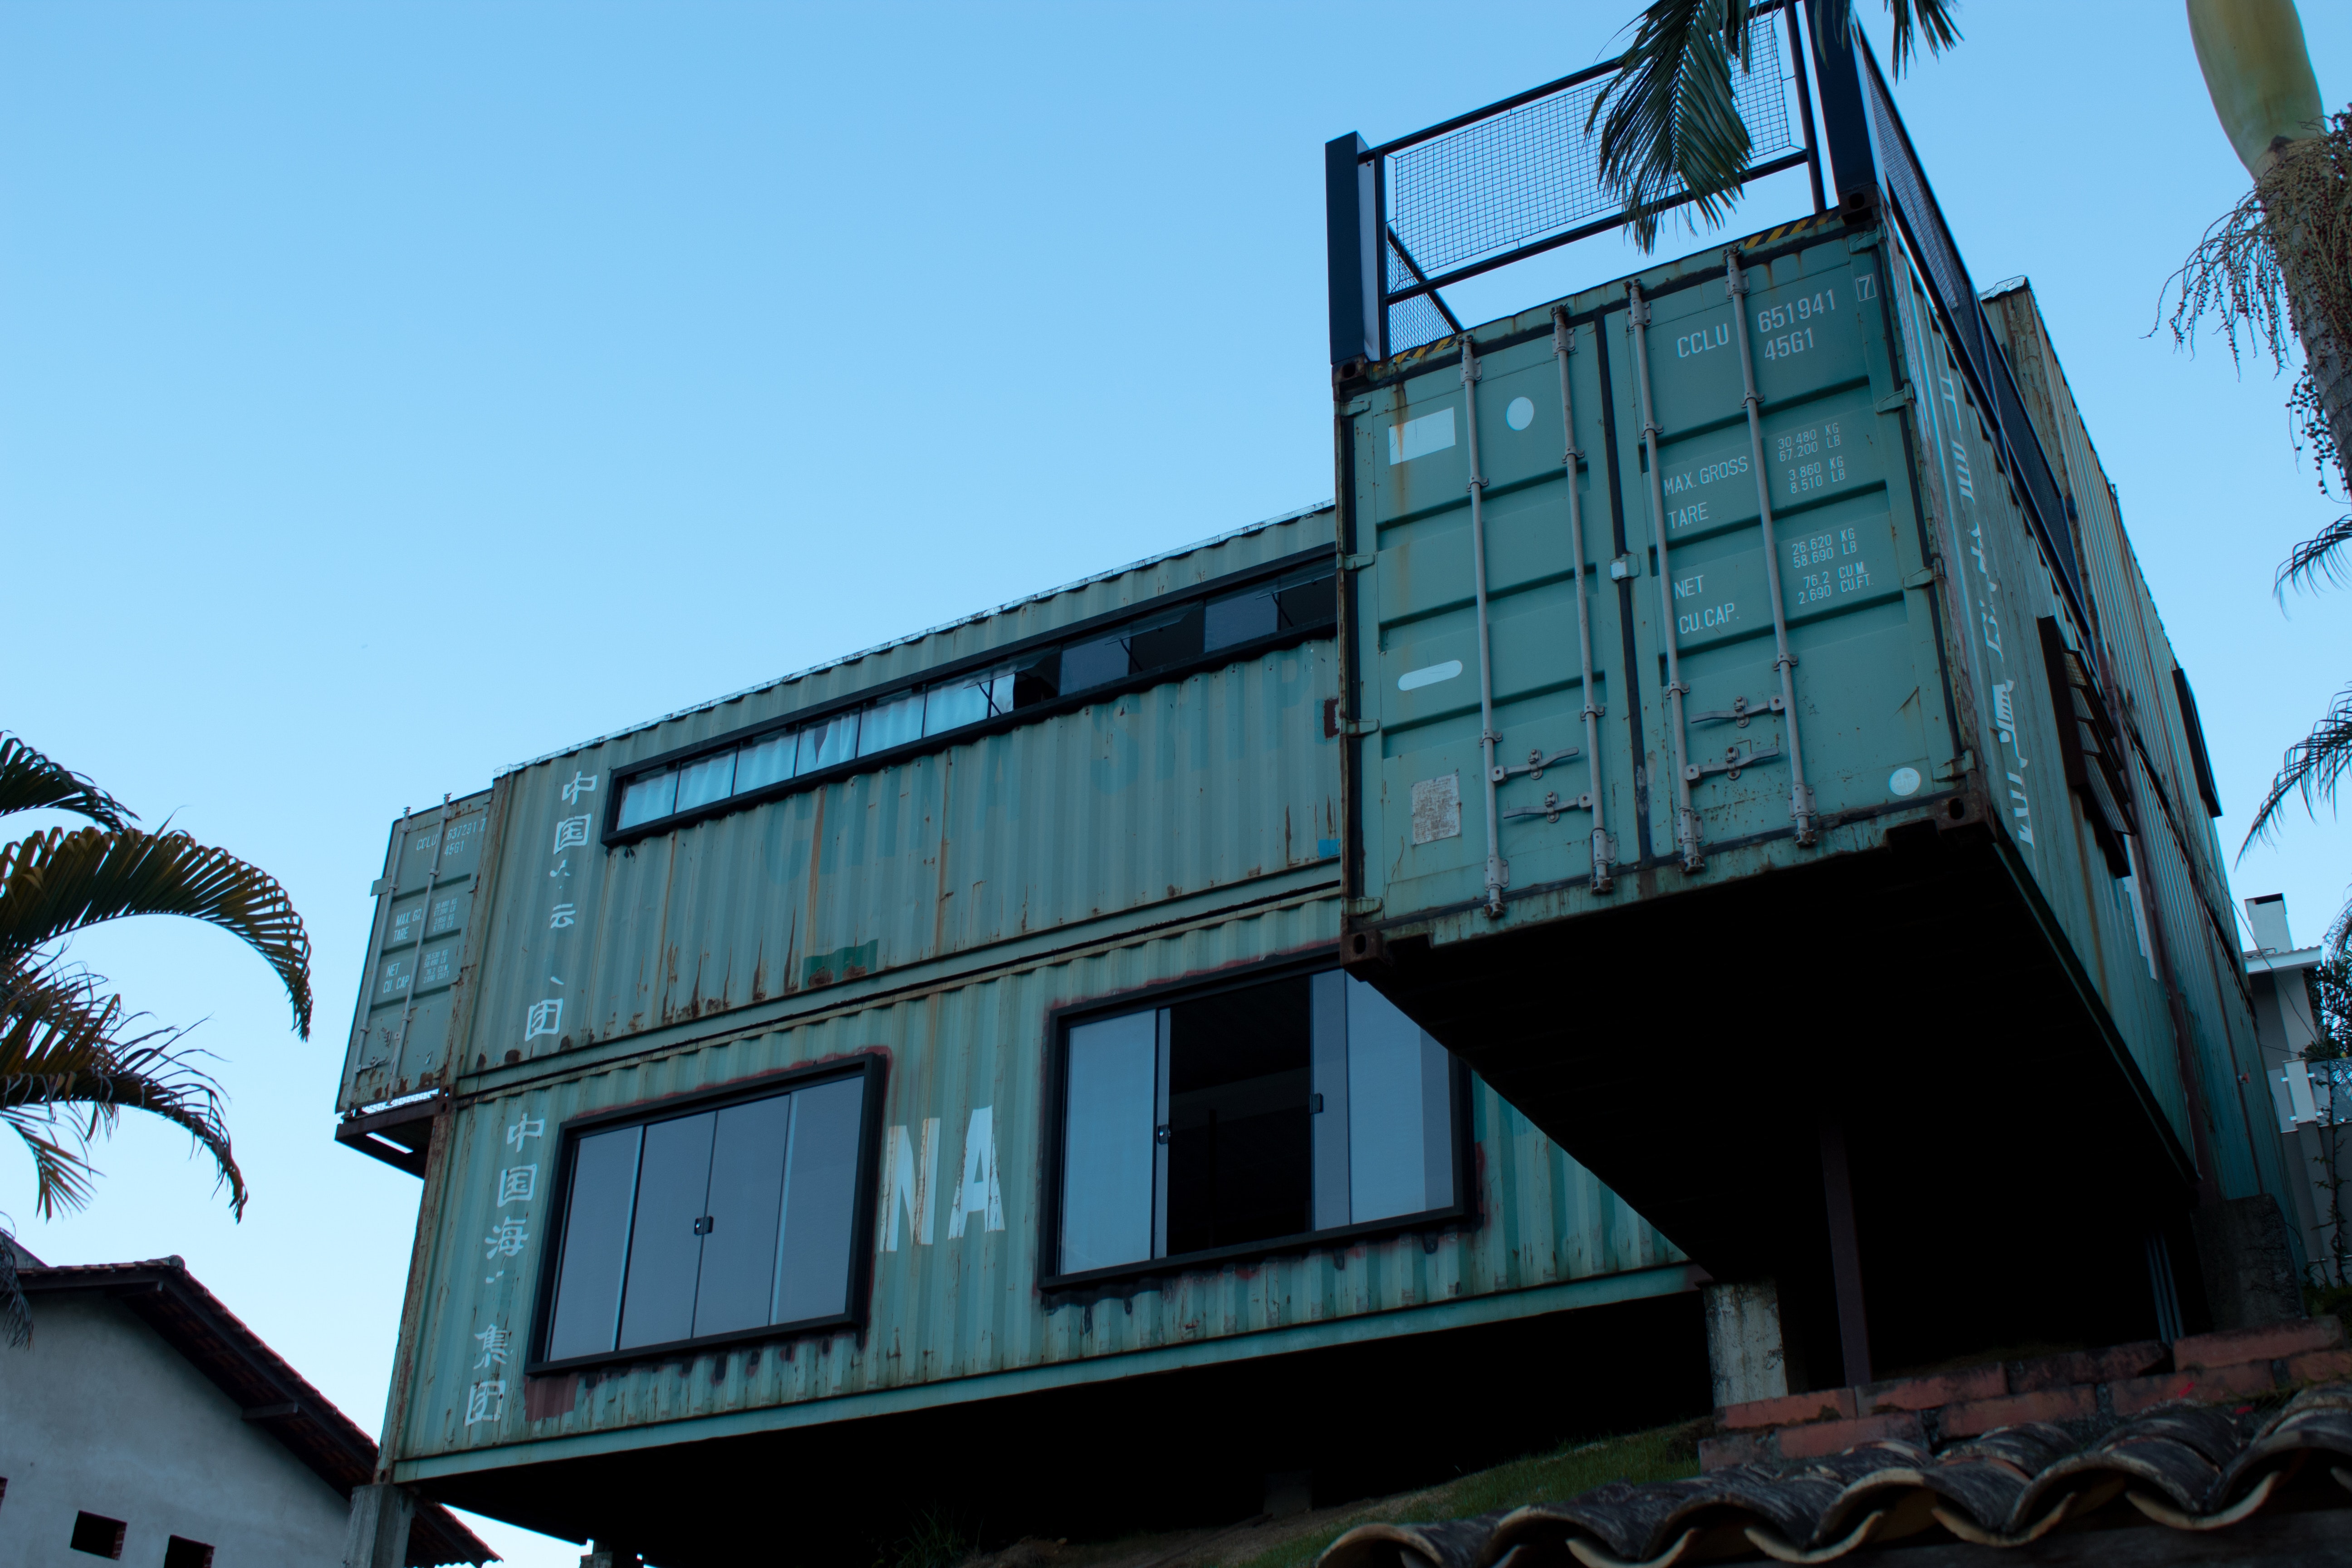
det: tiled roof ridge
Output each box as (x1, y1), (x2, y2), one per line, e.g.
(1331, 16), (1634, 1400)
(1319, 1320), (2352, 1566)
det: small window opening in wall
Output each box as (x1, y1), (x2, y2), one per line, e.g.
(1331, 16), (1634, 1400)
(70, 1511), (126, 1559)
(163, 1538), (214, 1568)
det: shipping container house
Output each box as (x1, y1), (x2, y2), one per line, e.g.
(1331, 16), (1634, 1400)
(334, 508), (1711, 1560)
(1323, 25), (2296, 1387)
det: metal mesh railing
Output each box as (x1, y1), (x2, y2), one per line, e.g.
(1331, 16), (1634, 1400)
(1860, 48), (2087, 623)
(1385, 235), (1457, 354)
(1388, 23), (1793, 287)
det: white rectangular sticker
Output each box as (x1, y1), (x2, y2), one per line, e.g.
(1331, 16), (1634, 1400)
(1410, 773), (1462, 845)
(1387, 407), (1456, 466)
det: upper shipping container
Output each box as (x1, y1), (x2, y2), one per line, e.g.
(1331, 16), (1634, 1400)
(1331, 207), (2292, 1373)
(338, 510), (1344, 1121)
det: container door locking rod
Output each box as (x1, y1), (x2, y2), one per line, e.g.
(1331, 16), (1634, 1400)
(1460, 334), (1507, 917)
(1627, 282), (1703, 872)
(1553, 306), (1615, 893)
(1725, 248), (1819, 846)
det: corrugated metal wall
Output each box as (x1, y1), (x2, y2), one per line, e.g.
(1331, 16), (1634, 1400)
(337, 511), (1342, 1107)
(466, 637), (1339, 1069)
(1984, 288), (2295, 1219)
(395, 893), (1686, 1463)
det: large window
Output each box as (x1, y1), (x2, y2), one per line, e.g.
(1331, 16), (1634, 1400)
(607, 556), (1338, 843)
(533, 1061), (880, 1367)
(1050, 970), (1464, 1283)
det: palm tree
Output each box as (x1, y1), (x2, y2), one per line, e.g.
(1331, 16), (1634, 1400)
(0, 733), (312, 1345)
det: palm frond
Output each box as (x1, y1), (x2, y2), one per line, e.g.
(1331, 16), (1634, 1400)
(0, 735), (133, 832)
(0, 827), (311, 1038)
(1589, 0), (1758, 250)
(2242, 681), (2352, 851)
(2278, 514), (2352, 598)
(1885, 0), (1962, 77)
(0, 972), (243, 1220)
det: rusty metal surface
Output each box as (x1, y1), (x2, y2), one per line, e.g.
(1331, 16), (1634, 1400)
(338, 510), (1340, 1113)
(389, 891), (1689, 1466)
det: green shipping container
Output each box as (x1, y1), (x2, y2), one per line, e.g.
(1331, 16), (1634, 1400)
(1332, 200), (2293, 1382)
(334, 509), (1708, 1559)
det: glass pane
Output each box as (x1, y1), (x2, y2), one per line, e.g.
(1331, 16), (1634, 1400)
(735, 732), (797, 794)
(859, 691), (925, 756)
(1204, 587), (1279, 651)
(544, 1126), (642, 1361)
(1165, 977), (1313, 1254)
(1059, 1011), (1159, 1274)
(617, 1112), (715, 1350)
(1275, 567), (1338, 628)
(691, 1094), (793, 1338)
(1124, 603), (1204, 671)
(798, 711), (858, 773)
(924, 671), (1008, 735)
(772, 1076), (865, 1323)
(1344, 976), (1452, 1223)
(1309, 972), (1351, 1231)
(1011, 653), (1060, 709)
(616, 769), (678, 829)
(675, 750), (736, 813)
(1058, 633), (1130, 695)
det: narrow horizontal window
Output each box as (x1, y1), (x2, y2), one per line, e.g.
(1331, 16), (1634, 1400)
(1054, 967), (1458, 1280)
(924, 669), (1015, 735)
(734, 732), (796, 795)
(859, 690), (925, 757)
(616, 769), (678, 829)
(800, 710), (858, 772)
(604, 557), (1341, 841)
(675, 750), (736, 813)
(541, 1068), (873, 1363)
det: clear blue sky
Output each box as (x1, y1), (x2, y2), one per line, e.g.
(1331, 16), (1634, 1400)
(4, 5), (2346, 1563)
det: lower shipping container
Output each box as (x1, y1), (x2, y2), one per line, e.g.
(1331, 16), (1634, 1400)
(343, 515), (1714, 1558)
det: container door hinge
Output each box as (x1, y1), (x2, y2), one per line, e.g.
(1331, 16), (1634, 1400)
(1341, 717), (1381, 737)
(1903, 565), (1938, 589)
(1344, 897), (1384, 917)
(1875, 387), (1915, 414)
(369, 876), (391, 897)
(1847, 229), (1882, 252)
(1343, 553), (1377, 572)
(1937, 750), (1975, 782)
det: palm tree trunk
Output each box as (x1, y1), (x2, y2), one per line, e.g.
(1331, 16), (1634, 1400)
(2190, 0), (2352, 495)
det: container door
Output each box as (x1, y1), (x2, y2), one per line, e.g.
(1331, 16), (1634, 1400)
(1612, 236), (1946, 857)
(339, 789), (495, 1112)
(1352, 318), (1639, 917)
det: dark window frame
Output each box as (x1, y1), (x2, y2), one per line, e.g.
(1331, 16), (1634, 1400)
(600, 547), (1339, 848)
(524, 1052), (888, 1375)
(1036, 952), (1476, 1296)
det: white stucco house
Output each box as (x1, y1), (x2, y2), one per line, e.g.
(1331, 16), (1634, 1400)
(0, 1248), (489, 1568)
